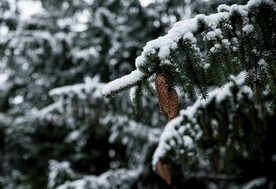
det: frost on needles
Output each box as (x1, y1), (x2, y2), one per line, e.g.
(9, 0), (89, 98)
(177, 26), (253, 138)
(102, 0), (276, 109)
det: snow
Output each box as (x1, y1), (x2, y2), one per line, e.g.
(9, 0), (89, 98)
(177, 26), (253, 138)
(205, 31), (216, 41)
(246, 0), (275, 8)
(152, 72), (252, 167)
(158, 46), (171, 59)
(48, 160), (76, 189)
(217, 4), (231, 12)
(0, 25), (9, 36)
(242, 177), (266, 189)
(237, 85), (253, 100)
(107, 115), (161, 144)
(50, 76), (104, 99)
(0, 73), (8, 85)
(129, 86), (137, 103)
(102, 70), (144, 97)
(183, 135), (194, 149)
(56, 167), (143, 189)
(71, 24), (88, 33)
(258, 59), (267, 66)
(139, 0), (155, 7)
(205, 29), (222, 41)
(242, 25), (254, 34)
(66, 130), (81, 142)
(102, 0), (273, 100)
(31, 101), (62, 118)
(102, 9), (231, 96)
(230, 4), (248, 17)
(17, 0), (43, 20)
(31, 77), (105, 118)
(222, 39), (230, 47)
(152, 116), (183, 167)
(183, 32), (196, 43)
(214, 29), (222, 38)
(12, 95), (23, 104)
(171, 42), (178, 50)
(72, 49), (91, 61)
(232, 46), (238, 51)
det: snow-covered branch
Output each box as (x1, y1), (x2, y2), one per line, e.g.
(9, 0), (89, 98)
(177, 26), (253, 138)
(56, 167), (143, 189)
(152, 73), (258, 173)
(102, 0), (276, 103)
(104, 115), (161, 145)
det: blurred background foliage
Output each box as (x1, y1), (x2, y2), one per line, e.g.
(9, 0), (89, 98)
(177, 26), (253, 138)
(3, 0), (272, 189)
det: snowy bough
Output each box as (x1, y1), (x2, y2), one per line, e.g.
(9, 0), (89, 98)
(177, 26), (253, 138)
(103, 0), (275, 103)
(103, 0), (276, 187)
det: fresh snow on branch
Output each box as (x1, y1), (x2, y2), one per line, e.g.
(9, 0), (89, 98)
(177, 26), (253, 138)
(102, 70), (144, 97)
(102, 0), (275, 98)
(56, 167), (143, 189)
(104, 115), (161, 144)
(152, 73), (252, 167)
(50, 76), (104, 98)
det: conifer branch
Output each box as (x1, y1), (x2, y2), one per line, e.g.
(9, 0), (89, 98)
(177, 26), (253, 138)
(102, 0), (276, 108)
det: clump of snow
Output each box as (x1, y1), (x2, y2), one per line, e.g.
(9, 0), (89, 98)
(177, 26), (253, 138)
(242, 177), (266, 189)
(18, 0), (43, 20)
(242, 24), (254, 34)
(222, 39), (231, 47)
(129, 86), (137, 104)
(31, 101), (62, 118)
(215, 29), (223, 38)
(217, 4), (230, 12)
(0, 73), (8, 85)
(56, 167), (143, 189)
(205, 29), (222, 41)
(158, 46), (171, 59)
(152, 116), (183, 167)
(246, 0), (275, 8)
(160, 59), (171, 66)
(210, 44), (221, 53)
(258, 59), (267, 66)
(237, 85), (253, 100)
(183, 33), (196, 43)
(183, 135), (194, 149)
(230, 4), (248, 17)
(171, 42), (178, 50)
(102, 70), (144, 96)
(107, 115), (161, 145)
(50, 76), (104, 99)
(66, 130), (81, 142)
(48, 160), (76, 189)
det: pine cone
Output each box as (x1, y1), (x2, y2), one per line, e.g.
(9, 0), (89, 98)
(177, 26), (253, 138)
(156, 160), (166, 180)
(163, 164), (171, 185)
(155, 73), (169, 114)
(168, 88), (178, 119)
(156, 160), (172, 185)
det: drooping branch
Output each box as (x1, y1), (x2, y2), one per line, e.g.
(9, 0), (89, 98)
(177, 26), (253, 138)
(102, 0), (276, 108)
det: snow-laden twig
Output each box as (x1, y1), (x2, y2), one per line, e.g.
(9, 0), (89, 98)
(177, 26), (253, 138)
(102, 0), (275, 99)
(152, 73), (252, 168)
(56, 167), (143, 189)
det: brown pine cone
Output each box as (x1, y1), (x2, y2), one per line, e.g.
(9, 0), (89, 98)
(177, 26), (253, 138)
(156, 160), (172, 185)
(155, 73), (169, 114)
(156, 160), (166, 181)
(168, 88), (179, 119)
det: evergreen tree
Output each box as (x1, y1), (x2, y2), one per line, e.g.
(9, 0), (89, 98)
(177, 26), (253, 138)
(1, 0), (275, 188)
(0, 0), (182, 188)
(103, 0), (276, 188)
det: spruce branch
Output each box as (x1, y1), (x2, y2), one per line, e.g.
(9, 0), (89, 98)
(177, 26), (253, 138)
(102, 0), (276, 108)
